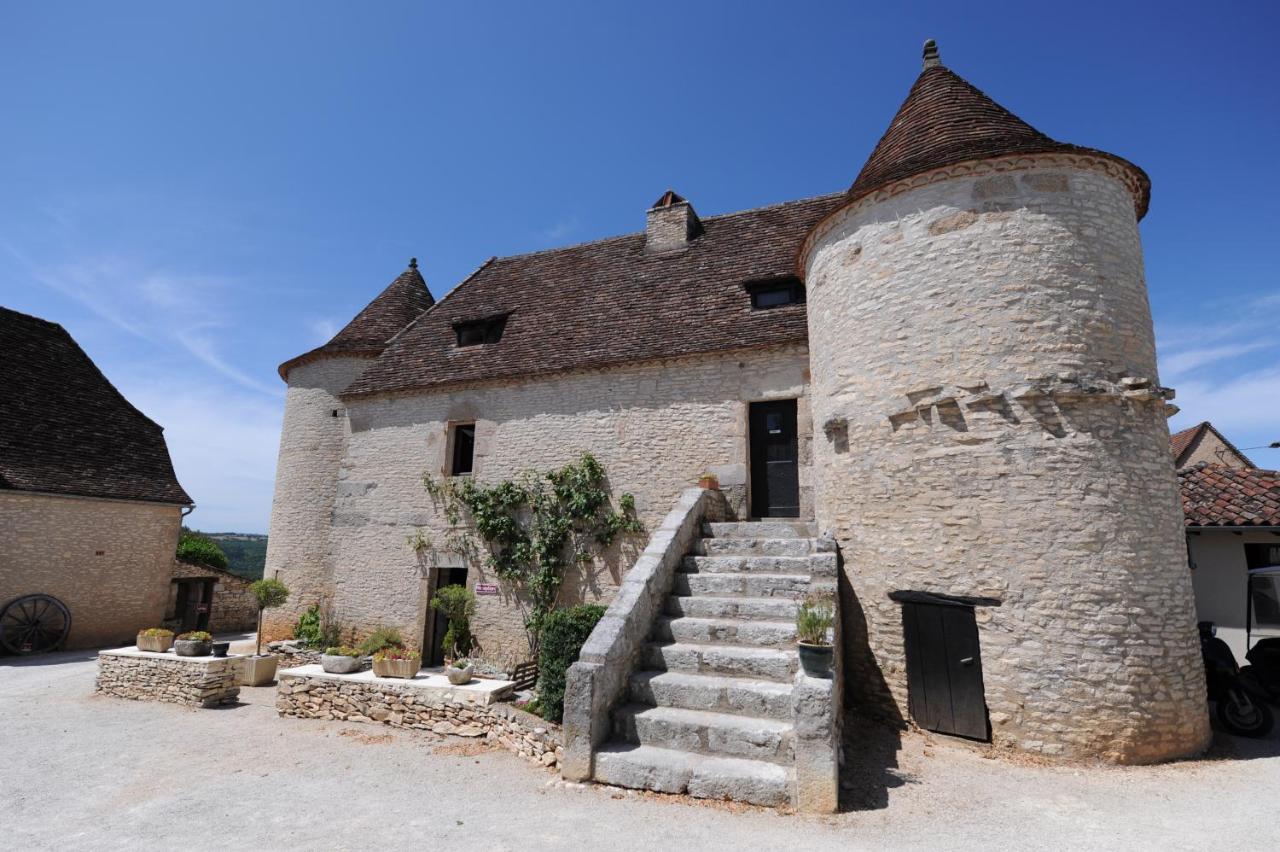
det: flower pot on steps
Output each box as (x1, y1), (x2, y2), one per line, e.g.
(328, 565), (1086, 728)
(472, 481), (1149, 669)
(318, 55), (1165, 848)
(446, 664), (474, 685)
(798, 642), (833, 678)
(372, 656), (420, 679)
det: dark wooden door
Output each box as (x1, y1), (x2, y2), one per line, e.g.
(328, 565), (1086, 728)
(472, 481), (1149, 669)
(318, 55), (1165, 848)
(749, 399), (800, 518)
(901, 600), (989, 741)
(427, 568), (468, 666)
(177, 580), (214, 632)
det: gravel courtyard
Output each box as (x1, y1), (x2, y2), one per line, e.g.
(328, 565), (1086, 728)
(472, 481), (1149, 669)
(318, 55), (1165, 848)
(3, 648), (1277, 851)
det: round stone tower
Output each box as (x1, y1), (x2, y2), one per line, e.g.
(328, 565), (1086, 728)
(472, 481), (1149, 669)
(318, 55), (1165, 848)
(801, 43), (1209, 762)
(262, 260), (434, 639)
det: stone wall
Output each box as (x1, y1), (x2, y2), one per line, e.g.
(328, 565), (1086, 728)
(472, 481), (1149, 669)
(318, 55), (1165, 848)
(276, 672), (562, 767)
(263, 356), (373, 640)
(96, 649), (241, 707)
(0, 491), (183, 650)
(165, 560), (259, 633)
(272, 346), (812, 664)
(803, 159), (1210, 763)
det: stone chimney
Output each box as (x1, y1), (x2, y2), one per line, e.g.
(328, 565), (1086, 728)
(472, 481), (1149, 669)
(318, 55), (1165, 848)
(645, 190), (702, 252)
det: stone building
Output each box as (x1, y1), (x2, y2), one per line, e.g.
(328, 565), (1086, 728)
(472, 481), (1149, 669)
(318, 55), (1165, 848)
(163, 560), (259, 635)
(0, 306), (192, 652)
(1171, 421), (1255, 470)
(265, 42), (1210, 779)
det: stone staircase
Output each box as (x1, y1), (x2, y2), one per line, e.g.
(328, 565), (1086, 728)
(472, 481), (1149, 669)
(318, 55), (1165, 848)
(591, 520), (823, 807)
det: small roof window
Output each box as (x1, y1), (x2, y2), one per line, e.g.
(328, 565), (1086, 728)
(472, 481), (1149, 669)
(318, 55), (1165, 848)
(453, 315), (508, 347)
(744, 276), (805, 310)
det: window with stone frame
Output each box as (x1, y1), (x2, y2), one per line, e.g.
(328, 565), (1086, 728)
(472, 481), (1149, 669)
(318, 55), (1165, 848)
(450, 423), (476, 476)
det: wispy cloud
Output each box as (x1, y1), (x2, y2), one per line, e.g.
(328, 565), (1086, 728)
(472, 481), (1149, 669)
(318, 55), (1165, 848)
(537, 217), (578, 243)
(1161, 341), (1277, 380)
(308, 317), (339, 344)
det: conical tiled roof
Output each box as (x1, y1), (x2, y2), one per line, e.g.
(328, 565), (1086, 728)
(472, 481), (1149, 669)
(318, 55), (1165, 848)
(279, 260), (435, 378)
(847, 42), (1149, 218)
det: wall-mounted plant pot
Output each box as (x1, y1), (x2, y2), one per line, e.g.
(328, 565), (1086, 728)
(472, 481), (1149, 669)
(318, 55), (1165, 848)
(446, 664), (474, 685)
(798, 642), (834, 678)
(211, 642), (231, 658)
(321, 654), (362, 674)
(174, 639), (212, 657)
(697, 476), (720, 490)
(136, 633), (174, 653)
(240, 654), (279, 686)
(373, 657), (421, 679)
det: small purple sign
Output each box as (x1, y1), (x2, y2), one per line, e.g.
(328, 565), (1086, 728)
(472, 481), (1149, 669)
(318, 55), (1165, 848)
(475, 583), (499, 596)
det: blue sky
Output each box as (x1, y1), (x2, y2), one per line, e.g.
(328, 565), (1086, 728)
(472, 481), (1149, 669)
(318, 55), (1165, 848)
(2, 2), (1277, 532)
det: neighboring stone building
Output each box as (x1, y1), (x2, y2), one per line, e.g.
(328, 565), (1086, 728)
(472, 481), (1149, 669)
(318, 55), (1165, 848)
(163, 560), (259, 635)
(0, 306), (192, 652)
(266, 41), (1210, 777)
(1171, 421), (1255, 470)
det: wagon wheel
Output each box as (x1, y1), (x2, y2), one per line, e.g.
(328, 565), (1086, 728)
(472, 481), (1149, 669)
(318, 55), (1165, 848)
(0, 594), (72, 655)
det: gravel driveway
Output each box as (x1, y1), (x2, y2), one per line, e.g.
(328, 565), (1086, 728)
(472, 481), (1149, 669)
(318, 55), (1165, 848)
(2, 648), (1277, 851)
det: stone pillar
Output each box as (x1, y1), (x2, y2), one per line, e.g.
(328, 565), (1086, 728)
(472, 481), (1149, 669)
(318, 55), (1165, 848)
(802, 160), (1210, 762)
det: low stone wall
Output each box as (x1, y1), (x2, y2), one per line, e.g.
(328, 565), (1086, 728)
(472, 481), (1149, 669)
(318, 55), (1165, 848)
(265, 641), (325, 670)
(96, 648), (241, 707)
(276, 671), (562, 768)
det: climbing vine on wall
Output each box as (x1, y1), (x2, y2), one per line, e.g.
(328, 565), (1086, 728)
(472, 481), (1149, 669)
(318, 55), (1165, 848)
(421, 453), (642, 654)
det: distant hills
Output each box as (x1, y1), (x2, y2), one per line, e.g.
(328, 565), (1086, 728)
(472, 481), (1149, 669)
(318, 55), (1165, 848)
(204, 533), (268, 580)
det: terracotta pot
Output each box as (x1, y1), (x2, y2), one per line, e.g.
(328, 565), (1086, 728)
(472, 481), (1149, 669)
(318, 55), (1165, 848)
(798, 642), (833, 678)
(173, 639), (212, 657)
(321, 654), (362, 674)
(697, 476), (720, 490)
(136, 633), (173, 653)
(373, 656), (420, 679)
(446, 664), (475, 685)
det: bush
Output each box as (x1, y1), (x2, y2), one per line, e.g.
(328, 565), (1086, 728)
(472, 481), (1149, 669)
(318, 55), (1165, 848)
(324, 645), (360, 657)
(249, 578), (289, 610)
(373, 645), (419, 662)
(176, 529), (228, 571)
(431, 585), (476, 659)
(536, 604), (606, 722)
(358, 626), (406, 657)
(177, 631), (212, 642)
(139, 628), (173, 638)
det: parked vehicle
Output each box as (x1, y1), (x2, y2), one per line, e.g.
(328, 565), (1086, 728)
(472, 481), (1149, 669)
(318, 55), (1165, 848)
(1199, 621), (1274, 738)
(1244, 638), (1280, 704)
(1241, 565), (1280, 705)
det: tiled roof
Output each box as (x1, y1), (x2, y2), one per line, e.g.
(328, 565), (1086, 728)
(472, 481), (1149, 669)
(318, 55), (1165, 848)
(1169, 421), (1255, 469)
(279, 261), (435, 378)
(1179, 463), (1280, 527)
(847, 50), (1150, 219)
(342, 193), (845, 398)
(0, 306), (192, 505)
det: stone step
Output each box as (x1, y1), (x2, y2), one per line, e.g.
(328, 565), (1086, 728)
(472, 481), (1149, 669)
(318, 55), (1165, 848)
(703, 521), (815, 539)
(673, 572), (811, 600)
(694, 537), (816, 557)
(651, 616), (796, 647)
(643, 641), (797, 682)
(628, 669), (793, 721)
(681, 555), (814, 575)
(665, 595), (799, 622)
(593, 743), (792, 808)
(612, 703), (794, 764)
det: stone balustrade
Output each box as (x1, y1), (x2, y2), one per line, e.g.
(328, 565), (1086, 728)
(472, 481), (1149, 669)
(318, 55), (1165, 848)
(96, 647), (242, 707)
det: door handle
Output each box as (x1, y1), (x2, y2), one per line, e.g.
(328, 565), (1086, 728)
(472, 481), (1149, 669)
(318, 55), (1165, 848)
(959, 657), (974, 666)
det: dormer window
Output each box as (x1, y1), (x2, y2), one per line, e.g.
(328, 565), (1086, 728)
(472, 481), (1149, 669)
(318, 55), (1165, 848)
(745, 276), (805, 310)
(454, 315), (507, 347)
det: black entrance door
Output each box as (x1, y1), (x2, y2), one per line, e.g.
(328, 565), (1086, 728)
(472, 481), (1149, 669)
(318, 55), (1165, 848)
(749, 399), (800, 518)
(176, 579), (214, 632)
(901, 600), (989, 740)
(427, 568), (468, 666)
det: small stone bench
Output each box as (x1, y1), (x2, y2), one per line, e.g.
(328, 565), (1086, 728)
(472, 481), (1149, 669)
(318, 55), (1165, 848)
(276, 666), (562, 768)
(96, 647), (242, 708)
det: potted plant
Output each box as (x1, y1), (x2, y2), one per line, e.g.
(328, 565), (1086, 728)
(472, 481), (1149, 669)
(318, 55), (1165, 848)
(242, 578), (290, 686)
(430, 585), (476, 661)
(796, 595), (835, 678)
(321, 645), (362, 674)
(372, 646), (420, 679)
(136, 627), (174, 653)
(174, 630), (213, 656)
(446, 657), (475, 685)
(697, 471), (720, 490)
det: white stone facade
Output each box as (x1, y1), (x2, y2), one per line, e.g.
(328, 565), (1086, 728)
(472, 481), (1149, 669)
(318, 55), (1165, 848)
(802, 159), (1209, 762)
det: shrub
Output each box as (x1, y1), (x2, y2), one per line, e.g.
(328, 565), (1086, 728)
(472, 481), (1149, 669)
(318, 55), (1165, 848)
(359, 626), (406, 657)
(176, 529), (228, 571)
(324, 645), (360, 657)
(796, 595), (834, 646)
(249, 578), (289, 656)
(373, 645), (419, 662)
(177, 631), (212, 642)
(536, 604), (606, 722)
(431, 585), (476, 659)
(450, 658), (471, 669)
(139, 628), (173, 638)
